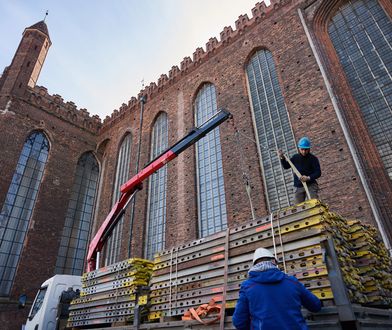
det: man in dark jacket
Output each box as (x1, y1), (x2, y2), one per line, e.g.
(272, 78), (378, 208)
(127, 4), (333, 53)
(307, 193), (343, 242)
(278, 136), (321, 204)
(232, 247), (321, 330)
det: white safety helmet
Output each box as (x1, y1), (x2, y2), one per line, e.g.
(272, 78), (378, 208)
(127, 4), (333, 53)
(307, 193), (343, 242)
(252, 247), (276, 265)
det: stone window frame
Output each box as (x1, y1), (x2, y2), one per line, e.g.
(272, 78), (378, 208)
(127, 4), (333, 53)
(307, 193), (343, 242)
(245, 48), (297, 211)
(194, 83), (228, 238)
(145, 112), (169, 260)
(55, 151), (99, 275)
(327, 0), (392, 180)
(311, 0), (392, 241)
(0, 130), (50, 295)
(104, 133), (132, 266)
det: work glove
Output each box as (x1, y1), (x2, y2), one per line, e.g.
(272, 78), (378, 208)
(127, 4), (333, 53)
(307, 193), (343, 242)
(300, 175), (310, 182)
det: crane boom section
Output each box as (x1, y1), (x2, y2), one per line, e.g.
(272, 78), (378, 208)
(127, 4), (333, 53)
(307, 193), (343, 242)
(87, 109), (231, 271)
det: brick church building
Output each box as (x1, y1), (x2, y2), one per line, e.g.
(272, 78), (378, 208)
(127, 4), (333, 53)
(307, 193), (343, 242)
(0, 0), (391, 328)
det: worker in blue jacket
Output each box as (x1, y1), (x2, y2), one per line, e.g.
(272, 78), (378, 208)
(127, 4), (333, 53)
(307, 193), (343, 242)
(232, 247), (321, 330)
(278, 136), (321, 204)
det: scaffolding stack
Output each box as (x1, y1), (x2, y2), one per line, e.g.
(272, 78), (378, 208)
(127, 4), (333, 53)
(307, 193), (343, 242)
(66, 199), (392, 328)
(348, 220), (392, 306)
(67, 258), (154, 328)
(148, 199), (392, 322)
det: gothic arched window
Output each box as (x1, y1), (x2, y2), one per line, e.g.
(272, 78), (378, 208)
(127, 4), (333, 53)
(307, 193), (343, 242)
(55, 152), (99, 275)
(105, 134), (132, 265)
(195, 84), (227, 238)
(145, 113), (168, 259)
(328, 0), (392, 180)
(0, 131), (49, 295)
(246, 49), (297, 211)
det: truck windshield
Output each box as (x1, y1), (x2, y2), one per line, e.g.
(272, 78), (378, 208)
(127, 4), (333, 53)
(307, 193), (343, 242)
(29, 286), (47, 320)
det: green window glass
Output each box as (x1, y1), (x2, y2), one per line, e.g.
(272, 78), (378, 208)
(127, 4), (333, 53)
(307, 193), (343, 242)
(55, 152), (99, 275)
(145, 113), (168, 259)
(0, 131), (49, 295)
(246, 49), (297, 211)
(329, 0), (392, 180)
(195, 84), (227, 238)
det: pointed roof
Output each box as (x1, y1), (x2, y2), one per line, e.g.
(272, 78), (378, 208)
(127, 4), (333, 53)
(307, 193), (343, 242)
(25, 21), (51, 42)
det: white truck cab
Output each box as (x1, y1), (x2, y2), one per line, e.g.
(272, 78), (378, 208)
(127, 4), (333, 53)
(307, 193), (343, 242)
(25, 275), (81, 330)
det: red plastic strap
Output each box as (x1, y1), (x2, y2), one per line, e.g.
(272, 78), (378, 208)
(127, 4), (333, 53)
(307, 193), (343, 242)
(182, 298), (221, 325)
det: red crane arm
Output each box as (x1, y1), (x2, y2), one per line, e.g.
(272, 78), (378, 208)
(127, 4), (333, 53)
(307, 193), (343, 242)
(87, 109), (231, 271)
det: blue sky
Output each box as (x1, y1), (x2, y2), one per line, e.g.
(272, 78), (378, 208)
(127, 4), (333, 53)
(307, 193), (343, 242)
(0, 1), (270, 119)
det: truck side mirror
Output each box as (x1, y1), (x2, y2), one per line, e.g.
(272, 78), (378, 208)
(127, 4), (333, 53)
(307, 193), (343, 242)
(18, 294), (27, 309)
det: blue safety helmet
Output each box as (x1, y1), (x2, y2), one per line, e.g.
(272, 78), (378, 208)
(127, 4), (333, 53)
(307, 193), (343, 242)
(298, 137), (311, 149)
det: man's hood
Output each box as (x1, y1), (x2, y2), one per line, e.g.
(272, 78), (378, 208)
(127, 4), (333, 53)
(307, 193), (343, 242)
(248, 268), (285, 284)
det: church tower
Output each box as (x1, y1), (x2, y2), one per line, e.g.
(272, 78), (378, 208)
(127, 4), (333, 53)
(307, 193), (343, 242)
(0, 20), (51, 97)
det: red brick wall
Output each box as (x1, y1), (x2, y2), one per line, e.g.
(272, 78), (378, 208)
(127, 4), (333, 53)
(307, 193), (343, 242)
(0, 96), (97, 293)
(96, 0), (380, 261)
(1, 0), (391, 328)
(0, 96), (97, 329)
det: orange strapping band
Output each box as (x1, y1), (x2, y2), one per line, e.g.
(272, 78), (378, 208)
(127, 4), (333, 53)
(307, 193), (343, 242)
(181, 298), (222, 325)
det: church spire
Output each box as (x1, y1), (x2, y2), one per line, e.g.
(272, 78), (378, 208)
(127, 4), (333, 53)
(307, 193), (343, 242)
(24, 20), (51, 43)
(0, 19), (52, 96)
